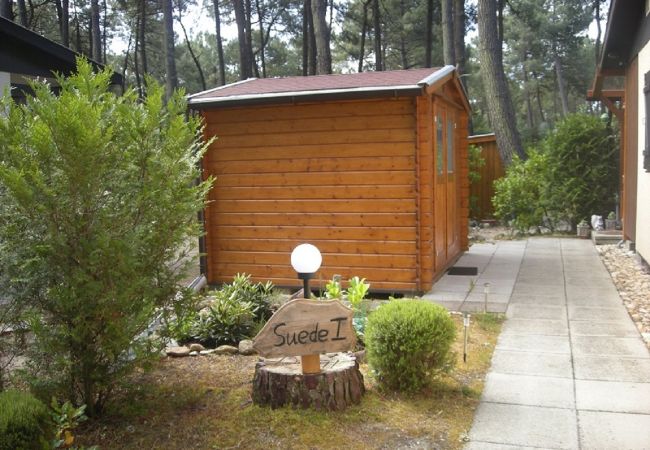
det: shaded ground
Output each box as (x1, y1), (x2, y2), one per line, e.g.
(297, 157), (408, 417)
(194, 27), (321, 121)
(76, 314), (502, 450)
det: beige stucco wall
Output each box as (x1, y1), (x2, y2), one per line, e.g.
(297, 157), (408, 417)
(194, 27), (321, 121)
(637, 44), (650, 262)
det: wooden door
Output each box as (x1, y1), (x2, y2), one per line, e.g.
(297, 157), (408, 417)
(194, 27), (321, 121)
(446, 109), (459, 256)
(434, 105), (447, 271)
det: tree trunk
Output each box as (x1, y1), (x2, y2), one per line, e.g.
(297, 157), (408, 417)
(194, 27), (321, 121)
(358, 0), (369, 72)
(554, 52), (569, 117)
(302, 0), (309, 75)
(90, 0), (101, 62)
(0, 0), (12, 20)
(213, 0), (226, 85)
(61, 0), (69, 46)
(178, 9), (206, 90)
(399, 0), (408, 68)
(311, 0), (331, 74)
(162, 0), (178, 97)
(522, 57), (534, 130)
(307, 0), (317, 75)
(16, 0), (26, 26)
(453, 0), (465, 74)
(594, 0), (601, 64)
(234, 0), (252, 79)
(102, 0), (107, 62)
(425, 0), (433, 67)
(138, 0), (148, 75)
(372, 0), (382, 71)
(121, 24), (132, 91)
(441, 0), (455, 65)
(477, 0), (525, 165)
(134, 18), (143, 97)
(245, 0), (257, 77)
(255, 0), (267, 77)
(533, 72), (546, 123)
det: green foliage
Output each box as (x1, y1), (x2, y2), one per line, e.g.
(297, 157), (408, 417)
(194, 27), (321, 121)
(492, 150), (550, 232)
(543, 113), (618, 228)
(365, 300), (456, 392)
(493, 113), (618, 232)
(324, 277), (343, 300)
(346, 276), (370, 310)
(50, 399), (96, 450)
(176, 274), (277, 347)
(0, 59), (212, 415)
(0, 390), (51, 450)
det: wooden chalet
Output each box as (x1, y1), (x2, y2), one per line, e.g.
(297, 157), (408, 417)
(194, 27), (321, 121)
(189, 67), (471, 293)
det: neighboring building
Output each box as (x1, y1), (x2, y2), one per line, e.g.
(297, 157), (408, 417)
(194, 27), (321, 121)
(189, 66), (471, 293)
(589, 0), (650, 265)
(0, 17), (122, 101)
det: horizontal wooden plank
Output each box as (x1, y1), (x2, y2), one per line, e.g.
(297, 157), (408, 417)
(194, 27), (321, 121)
(204, 143), (415, 161)
(202, 98), (415, 124)
(207, 129), (415, 149)
(206, 156), (415, 174)
(212, 185), (415, 200)
(210, 238), (417, 255)
(210, 276), (418, 292)
(212, 251), (416, 269)
(210, 213), (417, 227)
(210, 114), (416, 136)
(210, 171), (415, 187)
(210, 225), (416, 241)
(209, 263), (417, 283)
(210, 199), (417, 213)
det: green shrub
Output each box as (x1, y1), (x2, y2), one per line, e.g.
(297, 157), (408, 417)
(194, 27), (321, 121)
(0, 59), (212, 415)
(175, 274), (276, 347)
(365, 300), (456, 392)
(0, 390), (51, 450)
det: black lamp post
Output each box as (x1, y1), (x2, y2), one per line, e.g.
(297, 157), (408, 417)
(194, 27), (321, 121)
(290, 243), (322, 299)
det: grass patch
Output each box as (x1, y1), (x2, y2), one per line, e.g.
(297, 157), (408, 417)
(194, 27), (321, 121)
(76, 314), (502, 449)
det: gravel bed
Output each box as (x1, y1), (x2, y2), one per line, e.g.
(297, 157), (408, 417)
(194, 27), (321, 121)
(597, 244), (650, 347)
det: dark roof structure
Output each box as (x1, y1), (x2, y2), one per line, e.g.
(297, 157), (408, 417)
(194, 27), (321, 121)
(188, 66), (466, 109)
(0, 16), (122, 85)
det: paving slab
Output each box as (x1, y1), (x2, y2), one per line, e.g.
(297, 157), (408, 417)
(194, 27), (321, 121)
(578, 410), (650, 450)
(500, 318), (569, 336)
(576, 380), (650, 414)
(464, 442), (540, 450)
(496, 334), (571, 354)
(571, 336), (650, 358)
(482, 372), (575, 409)
(570, 319), (640, 337)
(489, 350), (573, 378)
(459, 301), (508, 313)
(573, 355), (650, 382)
(509, 293), (565, 305)
(506, 304), (566, 320)
(469, 403), (578, 449)
(567, 305), (631, 321)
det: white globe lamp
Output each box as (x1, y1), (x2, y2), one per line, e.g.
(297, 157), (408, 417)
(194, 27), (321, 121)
(290, 243), (322, 298)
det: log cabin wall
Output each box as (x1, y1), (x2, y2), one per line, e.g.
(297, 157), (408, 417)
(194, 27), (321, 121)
(467, 134), (504, 221)
(201, 97), (421, 293)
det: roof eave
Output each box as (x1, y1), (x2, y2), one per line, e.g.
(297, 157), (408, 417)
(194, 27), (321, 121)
(188, 84), (424, 109)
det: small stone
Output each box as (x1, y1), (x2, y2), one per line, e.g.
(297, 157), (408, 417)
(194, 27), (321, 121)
(189, 351), (198, 356)
(239, 339), (257, 355)
(166, 346), (190, 357)
(189, 343), (205, 352)
(214, 345), (238, 355)
(200, 349), (216, 355)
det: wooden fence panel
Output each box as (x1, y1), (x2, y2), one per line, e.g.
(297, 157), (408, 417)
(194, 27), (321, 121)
(468, 134), (504, 220)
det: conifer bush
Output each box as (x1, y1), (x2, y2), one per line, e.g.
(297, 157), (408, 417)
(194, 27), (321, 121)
(365, 300), (456, 392)
(0, 390), (51, 450)
(0, 60), (212, 415)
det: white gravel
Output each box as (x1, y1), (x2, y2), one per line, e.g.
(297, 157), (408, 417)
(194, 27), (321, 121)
(597, 245), (650, 347)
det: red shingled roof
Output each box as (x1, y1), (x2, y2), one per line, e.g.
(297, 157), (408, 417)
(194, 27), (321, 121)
(189, 67), (446, 105)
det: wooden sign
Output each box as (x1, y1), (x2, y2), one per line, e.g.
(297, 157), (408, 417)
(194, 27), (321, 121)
(253, 299), (356, 358)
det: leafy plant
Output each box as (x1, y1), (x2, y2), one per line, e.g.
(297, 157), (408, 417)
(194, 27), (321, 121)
(346, 276), (370, 310)
(0, 59), (212, 415)
(607, 211), (616, 220)
(217, 274), (275, 323)
(0, 389), (51, 450)
(365, 300), (456, 392)
(50, 399), (96, 450)
(324, 277), (343, 300)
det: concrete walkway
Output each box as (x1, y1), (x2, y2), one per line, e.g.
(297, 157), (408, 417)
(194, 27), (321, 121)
(427, 238), (650, 449)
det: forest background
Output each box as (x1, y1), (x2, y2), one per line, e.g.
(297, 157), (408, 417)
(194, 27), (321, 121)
(0, 0), (608, 148)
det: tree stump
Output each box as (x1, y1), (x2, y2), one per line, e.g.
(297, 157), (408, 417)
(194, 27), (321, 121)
(252, 353), (365, 410)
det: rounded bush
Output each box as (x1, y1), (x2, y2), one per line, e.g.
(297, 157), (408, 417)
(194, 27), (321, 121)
(0, 390), (51, 450)
(365, 300), (456, 392)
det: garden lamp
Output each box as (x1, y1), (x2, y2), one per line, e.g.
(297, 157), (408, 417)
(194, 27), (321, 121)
(290, 243), (322, 299)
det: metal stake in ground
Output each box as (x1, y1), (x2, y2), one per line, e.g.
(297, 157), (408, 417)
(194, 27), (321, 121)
(463, 313), (471, 362)
(483, 282), (490, 313)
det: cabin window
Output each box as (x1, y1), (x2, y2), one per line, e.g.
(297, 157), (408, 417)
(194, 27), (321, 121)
(447, 119), (455, 173)
(645, 72), (650, 172)
(436, 114), (444, 175)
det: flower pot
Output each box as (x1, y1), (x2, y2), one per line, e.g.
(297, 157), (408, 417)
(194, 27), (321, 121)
(605, 219), (617, 230)
(577, 225), (591, 239)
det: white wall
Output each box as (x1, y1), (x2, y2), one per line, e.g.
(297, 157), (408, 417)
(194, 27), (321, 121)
(637, 44), (650, 263)
(0, 72), (10, 97)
